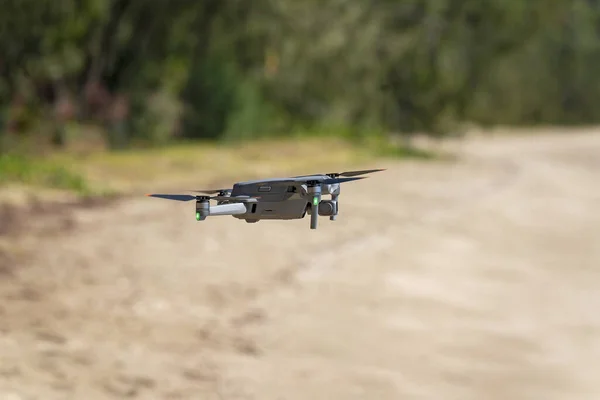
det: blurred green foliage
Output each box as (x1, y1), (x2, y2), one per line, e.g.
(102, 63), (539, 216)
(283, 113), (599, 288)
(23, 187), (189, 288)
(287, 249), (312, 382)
(0, 154), (89, 193)
(1, 0), (600, 153)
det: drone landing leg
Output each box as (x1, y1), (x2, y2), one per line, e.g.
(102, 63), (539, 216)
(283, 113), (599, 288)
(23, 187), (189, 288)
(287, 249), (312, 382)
(310, 205), (318, 229)
(307, 183), (322, 230)
(330, 193), (339, 221)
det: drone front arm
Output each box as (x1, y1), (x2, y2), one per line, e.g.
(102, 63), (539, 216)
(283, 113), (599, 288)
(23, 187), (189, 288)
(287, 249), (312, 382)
(208, 202), (247, 216)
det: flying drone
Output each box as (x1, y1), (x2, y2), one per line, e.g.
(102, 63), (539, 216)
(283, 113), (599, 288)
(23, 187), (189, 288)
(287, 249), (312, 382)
(146, 169), (385, 229)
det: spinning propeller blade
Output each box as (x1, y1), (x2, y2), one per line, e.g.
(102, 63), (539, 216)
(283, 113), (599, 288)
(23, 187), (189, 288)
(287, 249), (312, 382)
(328, 168), (386, 177)
(146, 193), (260, 202)
(146, 194), (196, 201)
(293, 168), (385, 180)
(189, 188), (231, 194)
(146, 193), (258, 203)
(321, 176), (367, 184)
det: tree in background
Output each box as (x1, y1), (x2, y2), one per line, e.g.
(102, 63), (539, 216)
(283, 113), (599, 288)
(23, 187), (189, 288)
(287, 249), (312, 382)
(1, 0), (600, 153)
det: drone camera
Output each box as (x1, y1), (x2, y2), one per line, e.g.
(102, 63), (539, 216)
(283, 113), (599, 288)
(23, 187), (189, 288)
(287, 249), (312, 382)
(317, 200), (337, 216)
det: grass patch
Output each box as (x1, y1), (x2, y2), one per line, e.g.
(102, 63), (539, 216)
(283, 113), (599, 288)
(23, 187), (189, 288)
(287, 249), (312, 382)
(0, 132), (443, 198)
(0, 154), (91, 195)
(45, 136), (377, 194)
(357, 134), (439, 160)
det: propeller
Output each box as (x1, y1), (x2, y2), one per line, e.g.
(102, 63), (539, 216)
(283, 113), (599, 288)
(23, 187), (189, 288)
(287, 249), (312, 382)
(145, 194), (197, 202)
(146, 193), (258, 202)
(189, 188), (232, 196)
(321, 176), (367, 185)
(280, 176), (366, 185)
(326, 168), (386, 178)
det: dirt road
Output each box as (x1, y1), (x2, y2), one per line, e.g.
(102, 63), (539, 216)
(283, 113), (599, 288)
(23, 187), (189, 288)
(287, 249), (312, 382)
(1, 130), (599, 399)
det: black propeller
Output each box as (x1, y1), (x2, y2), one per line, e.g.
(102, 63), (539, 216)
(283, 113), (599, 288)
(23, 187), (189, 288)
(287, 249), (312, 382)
(146, 193), (257, 202)
(321, 176), (367, 185)
(326, 168), (386, 178)
(189, 188), (232, 196)
(146, 194), (197, 202)
(279, 176), (366, 185)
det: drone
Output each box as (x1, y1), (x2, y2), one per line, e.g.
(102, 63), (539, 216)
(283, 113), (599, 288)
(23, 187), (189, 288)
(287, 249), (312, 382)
(146, 169), (385, 229)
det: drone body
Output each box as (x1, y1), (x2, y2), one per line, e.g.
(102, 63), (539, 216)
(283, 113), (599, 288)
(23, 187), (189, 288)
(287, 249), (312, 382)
(146, 169), (384, 229)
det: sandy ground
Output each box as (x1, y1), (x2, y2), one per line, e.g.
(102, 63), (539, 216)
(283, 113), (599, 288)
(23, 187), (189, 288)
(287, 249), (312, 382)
(0, 130), (599, 400)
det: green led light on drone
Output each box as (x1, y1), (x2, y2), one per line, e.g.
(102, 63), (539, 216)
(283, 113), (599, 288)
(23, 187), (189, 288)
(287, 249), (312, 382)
(313, 196), (319, 205)
(196, 212), (201, 220)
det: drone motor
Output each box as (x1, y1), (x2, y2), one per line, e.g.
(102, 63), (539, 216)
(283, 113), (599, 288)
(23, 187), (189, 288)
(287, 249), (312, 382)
(195, 197), (210, 221)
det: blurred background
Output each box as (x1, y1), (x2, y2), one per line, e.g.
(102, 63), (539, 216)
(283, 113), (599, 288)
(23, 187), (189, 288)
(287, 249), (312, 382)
(1, 1), (600, 400)
(2, 1), (600, 160)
